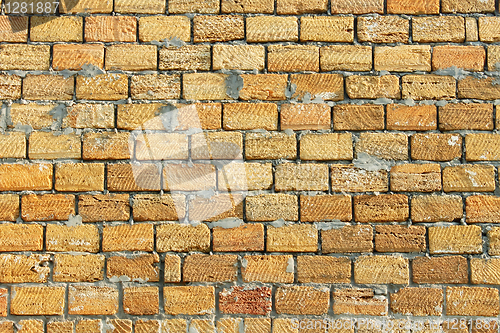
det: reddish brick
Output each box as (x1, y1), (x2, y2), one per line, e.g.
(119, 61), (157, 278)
(413, 256), (468, 284)
(219, 286), (272, 315)
(333, 288), (387, 316)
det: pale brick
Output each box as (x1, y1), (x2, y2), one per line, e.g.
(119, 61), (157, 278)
(46, 224), (99, 253)
(320, 45), (372, 71)
(466, 195), (500, 223)
(163, 286), (214, 315)
(413, 256), (468, 284)
(411, 133), (462, 161)
(297, 256), (351, 283)
(267, 224), (318, 252)
(183, 254), (238, 282)
(59, 0), (113, 13)
(164, 255), (181, 283)
(245, 132), (296, 160)
(446, 287), (499, 316)
(412, 195), (463, 222)
(466, 133), (500, 161)
(387, 0), (439, 14)
(276, 286), (329, 315)
(191, 132), (243, 160)
(189, 193), (243, 222)
(160, 45), (211, 71)
(0, 132), (25, 158)
(467, 17), (479, 42)
(268, 45), (319, 72)
(11, 286), (65, 315)
(23, 74), (74, 100)
(346, 75), (400, 99)
(29, 132), (80, 159)
(488, 227), (500, 255)
(290, 73), (344, 101)
(375, 225), (426, 253)
(223, 103), (277, 130)
(272, 319), (299, 333)
(239, 74), (288, 100)
(183, 73), (230, 100)
(354, 255), (409, 284)
(488, 45), (500, 71)
(281, 104), (330, 130)
(63, 103), (114, 129)
(139, 16), (190, 42)
(443, 165), (495, 192)
(163, 164), (216, 191)
(131, 74), (181, 100)
(0, 194), (19, 222)
(334, 104), (384, 131)
(156, 223), (210, 252)
(85, 16), (136, 42)
(55, 163), (104, 191)
(53, 254), (104, 282)
(135, 132), (187, 160)
(390, 288), (443, 316)
(275, 163), (328, 191)
(213, 223), (264, 252)
(471, 258), (500, 284)
(30, 16), (82, 42)
(300, 194), (352, 222)
(246, 16), (298, 42)
(277, 0), (327, 14)
(193, 15), (244, 42)
(245, 318), (271, 333)
(219, 287), (272, 315)
(133, 194), (185, 221)
(440, 103), (493, 130)
(79, 194), (129, 222)
(0, 17), (27, 42)
(300, 133), (353, 161)
(222, 0), (273, 13)
(479, 17), (500, 42)
(0, 74), (21, 99)
(387, 104), (437, 131)
(301, 16), (353, 42)
(331, 165), (388, 192)
(331, 0), (383, 13)
(76, 74), (128, 100)
(0, 163), (52, 191)
(356, 132), (408, 160)
(0, 44), (50, 70)
(68, 286), (118, 315)
(9, 103), (55, 129)
(17, 320), (43, 333)
(428, 225), (482, 254)
(333, 288), (387, 316)
(83, 132), (130, 160)
(47, 321), (74, 333)
(375, 45), (431, 72)
(458, 76), (500, 100)
(242, 255), (293, 283)
(114, 0), (165, 13)
(105, 45), (156, 71)
(322, 225), (373, 253)
(169, 0), (219, 13)
(443, 0), (495, 13)
(107, 163), (161, 191)
(432, 45), (486, 72)
(22, 194), (74, 222)
(358, 16), (409, 43)
(213, 45), (265, 71)
(246, 194), (298, 221)
(105, 320), (132, 333)
(123, 287), (159, 315)
(75, 320), (100, 333)
(390, 164), (442, 192)
(413, 17), (465, 43)
(102, 223), (153, 252)
(354, 194), (409, 222)
(0, 254), (49, 283)
(107, 254), (159, 282)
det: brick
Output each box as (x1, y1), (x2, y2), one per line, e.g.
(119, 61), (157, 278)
(29, 132), (80, 159)
(222, 0), (273, 13)
(55, 163), (104, 191)
(102, 223), (153, 252)
(391, 288), (443, 316)
(105, 320), (132, 333)
(276, 286), (329, 315)
(357, 133), (408, 160)
(301, 133), (353, 161)
(83, 132), (130, 160)
(183, 73), (230, 100)
(488, 45), (500, 71)
(301, 17), (353, 42)
(268, 45), (319, 72)
(220, 286), (272, 315)
(330, 165), (388, 193)
(446, 287), (499, 316)
(354, 255), (409, 284)
(0, 133), (25, 159)
(467, 17), (479, 42)
(193, 15), (243, 43)
(411, 133), (462, 161)
(246, 16), (298, 42)
(246, 194), (298, 221)
(471, 258), (500, 284)
(358, 16), (409, 43)
(68, 286), (118, 315)
(433, 46), (485, 72)
(53, 254), (104, 282)
(135, 133), (187, 160)
(281, 104), (330, 130)
(123, 287), (159, 315)
(164, 286), (214, 315)
(0, 322), (12, 333)
(76, 74), (128, 100)
(59, 0), (113, 13)
(387, 0), (439, 14)
(331, 0), (383, 13)
(107, 164), (161, 192)
(139, 16), (189, 42)
(75, 320), (100, 333)
(30, 16), (82, 42)
(290, 74), (344, 101)
(223, 103), (277, 131)
(458, 77), (500, 100)
(275, 163), (328, 191)
(0, 17), (27, 42)
(375, 46), (431, 72)
(47, 321), (73, 333)
(0, 74), (21, 100)
(443, 0), (494, 12)
(297, 256), (350, 283)
(333, 288), (387, 316)
(17, 320), (43, 333)
(131, 74), (181, 100)
(163, 164), (216, 191)
(156, 223), (210, 252)
(0, 195), (19, 222)
(9, 103), (55, 129)
(334, 104), (384, 131)
(390, 164), (441, 192)
(277, 0), (326, 14)
(466, 133), (500, 161)
(354, 194), (409, 222)
(440, 103), (493, 130)
(191, 132), (243, 160)
(85, 16), (136, 42)
(46, 224), (99, 252)
(0, 163), (52, 191)
(387, 104), (437, 131)
(0, 254), (49, 283)
(346, 75), (400, 99)
(169, 0), (219, 13)
(467, 195), (500, 223)
(242, 255), (293, 283)
(443, 164), (495, 192)
(320, 45), (372, 72)
(300, 194), (351, 222)
(428, 225), (482, 254)
(189, 193), (243, 222)
(133, 194), (185, 221)
(244, 318), (271, 333)
(63, 103), (114, 129)
(375, 225), (426, 253)
(0, 44), (50, 70)
(479, 17), (500, 42)
(488, 227), (500, 257)
(23, 74), (74, 100)
(413, 17), (465, 43)
(213, 45), (265, 71)
(160, 45), (211, 71)
(22, 194), (74, 222)
(412, 256), (468, 284)
(240, 74), (288, 101)
(105, 45), (156, 71)
(11, 286), (65, 315)
(114, 0), (165, 13)
(107, 254), (159, 282)
(267, 224), (318, 252)
(183, 254), (237, 282)
(322, 225), (373, 254)
(245, 132), (297, 160)
(213, 224), (264, 252)
(189, 320), (214, 333)
(412, 195), (463, 222)
(164, 255), (181, 283)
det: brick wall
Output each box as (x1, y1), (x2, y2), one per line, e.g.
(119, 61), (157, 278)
(0, 0), (499, 331)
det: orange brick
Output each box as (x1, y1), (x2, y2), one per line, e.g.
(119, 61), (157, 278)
(46, 224), (99, 253)
(439, 103), (493, 130)
(188, 193), (243, 222)
(28, 132), (80, 159)
(68, 286), (118, 315)
(107, 254), (159, 282)
(0, 17), (27, 42)
(123, 287), (159, 315)
(300, 16), (353, 42)
(333, 288), (387, 316)
(354, 194), (409, 223)
(429, 225), (482, 254)
(138, 16), (190, 42)
(85, 16), (136, 42)
(133, 194), (185, 221)
(375, 45), (431, 72)
(30, 16), (82, 42)
(411, 133), (462, 161)
(219, 286), (272, 315)
(55, 163), (104, 191)
(443, 0), (495, 13)
(245, 132), (297, 160)
(63, 103), (114, 129)
(387, 0), (439, 14)
(183, 254), (238, 282)
(0, 163), (52, 191)
(242, 255), (294, 283)
(213, 45), (265, 71)
(322, 225), (373, 253)
(443, 164), (495, 192)
(183, 73), (230, 100)
(354, 255), (409, 284)
(164, 254), (181, 282)
(163, 163), (216, 192)
(76, 74), (128, 100)
(466, 195), (500, 223)
(334, 104), (384, 131)
(107, 164), (161, 192)
(156, 223), (210, 252)
(268, 45), (319, 72)
(193, 15), (244, 43)
(276, 286), (329, 315)
(105, 44), (156, 71)
(275, 163), (328, 191)
(386, 104), (437, 131)
(390, 288), (443, 316)
(223, 103), (277, 130)
(11, 286), (65, 315)
(300, 194), (352, 222)
(23, 74), (74, 100)
(53, 253), (104, 282)
(83, 132), (130, 160)
(0, 44), (50, 71)
(0, 194), (19, 222)
(412, 195), (463, 222)
(212, 223), (265, 252)
(0, 75), (21, 100)
(432, 45), (485, 71)
(191, 132), (243, 160)
(413, 256), (468, 284)
(375, 225), (426, 253)
(102, 223), (154, 252)
(79, 194), (130, 222)
(163, 286), (215, 315)
(0, 254), (49, 283)
(330, 165), (388, 193)
(297, 256), (351, 283)
(390, 164), (442, 192)
(413, 16), (465, 43)
(466, 133), (500, 161)
(290, 73), (344, 101)
(246, 16), (298, 42)
(346, 75), (400, 99)
(115, 0), (165, 13)
(281, 104), (330, 130)
(458, 77), (500, 100)
(267, 224), (318, 252)
(446, 287), (499, 316)
(471, 258), (500, 284)
(479, 17), (500, 42)
(357, 16), (409, 43)
(240, 74), (288, 101)
(331, 0), (383, 13)
(321, 45), (372, 71)
(130, 74), (181, 100)
(135, 133), (188, 160)
(21, 194), (75, 222)
(246, 194), (298, 221)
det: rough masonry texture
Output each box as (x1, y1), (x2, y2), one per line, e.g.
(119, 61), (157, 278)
(0, 0), (500, 332)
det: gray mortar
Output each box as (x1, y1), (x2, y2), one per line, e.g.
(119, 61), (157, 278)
(225, 74), (244, 99)
(78, 63), (105, 77)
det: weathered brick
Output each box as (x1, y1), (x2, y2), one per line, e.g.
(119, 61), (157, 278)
(75, 320), (100, 333)
(390, 164), (442, 192)
(403, 75), (457, 100)
(17, 320), (43, 333)
(85, 16), (136, 42)
(53, 254), (104, 282)
(471, 258), (500, 284)
(487, 45), (500, 71)
(242, 255), (293, 283)
(163, 163), (216, 192)
(0, 254), (49, 283)
(163, 286), (214, 315)
(489, 227), (500, 255)
(275, 163), (328, 191)
(244, 318), (271, 333)
(458, 77), (500, 100)
(183, 73), (230, 100)
(297, 256), (351, 283)
(290, 73), (344, 101)
(413, 17), (465, 43)
(47, 321), (73, 333)
(68, 286), (118, 315)
(183, 254), (238, 282)
(30, 16), (82, 42)
(189, 319), (214, 333)
(354, 255), (409, 284)
(281, 104), (330, 130)
(245, 132), (297, 160)
(164, 254), (181, 283)
(276, 286), (329, 315)
(23, 74), (74, 100)
(191, 132), (242, 160)
(375, 225), (426, 253)
(413, 256), (468, 284)
(321, 45), (372, 71)
(107, 254), (159, 282)
(213, 45), (265, 71)
(194, 15), (244, 42)
(0, 17), (27, 42)
(446, 287), (499, 316)
(375, 45), (430, 72)
(346, 75), (400, 99)
(29, 132), (80, 159)
(63, 103), (114, 129)
(55, 163), (104, 191)
(479, 17), (500, 42)
(105, 320), (132, 333)
(331, 165), (388, 193)
(432, 45), (486, 72)
(159, 45), (211, 71)
(219, 286), (272, 315)
(246, 16), (298, 42)
(354, 194), (409, 222)
(466, 133), (500, 161)
(443, 165), (495, 192)
(189, 193), (243, 222)
(0, 74), (21, 100)
(102, 223), (153, 252)
(268, 45), (319, 72)
(0, 194), (19, 221)
(387, 0), (439, 14)
(11, 286), (65, 315)
(0, 163), (52, 191)
(331, 0), (383, 13)
(301, 133), (353, 161)
(333, 288), (387, 316)
(0, 321), (13, 333)
(46, 224), (99, 253)
(222, 0), (273, 13)
(387, 104), (437, 131)
(213, 223), (265, 252)
(107, 163), (161, 192)
(83, 132), (130, 160)
(277, 0), (326, 14)
(156, 223), (210, 252)
(467, 17), (479, 42)
(76, 74), (128, 100)
(9, 103), (55, 129)
(133, 194), (185, 221)
(300, 16), (353, 42)
(223, 103), (277, 130)
(412, 195), (463, 222)
(267, 224), (318, 252)
(138, 16), (190, 42)
(131, 74), (181, 100)
(443, 0), (495, 12)
(300, 194), (352, 222)
(246, 194), (298, 221)
(322, 225), (373, 254)
(358, 16), (409, 43)
(0, 44), (50, 70)
(428, 225), (482, 254)
(239, 74), (288, 100)
(411, 133), (462, 161)
(59, 0), (113, 13)
(114, 0), (165, 13)
(135, 133), (188, 160)
(22, 194), (74, 222)
(440, 103), (493, 131)
(123, 286), (159, 315)
(334, 104), (384, 131)
(105, 45), (156, 71)
(391, 288), (443, 316)
(169, 0), (219, 13)
(356, 133), (408, 160)
(467, 195), (500, 223)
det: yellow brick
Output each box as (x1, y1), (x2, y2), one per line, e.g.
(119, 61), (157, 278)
(488, 227), (500, 255)
(0, 254), (49, 283)
(277, 0), (327, 14)
(188, 193), (243, 222)
(63, 103), (114, 129)
(446, 287), (499, 316)
(46, 224), (99, 253)
(164, 286), (214, 315)
(29, 132), (80, 159)
(23, 74), (73, 100)
(0, 16), (27, 42)
(331, 165), (388, 192)
(193, 15), (244, 42)
(246, 194), (298, 221)
(443, 165), (495, 192)
(245, 132), (296, 160)
(52, 43), (104, 70)
(440, 103), (493, 130)
(55, 163), (104, 191)
(413, 16), (465, 43)
(458, 76), (500, 100)
(466, 17), (479, 42)
(83, 132), (130, 160)
(334, 104), (384, 130)
(213, 224), (265, 252)
(268, 45), (319, 72)
(107, 254), (159, 282)
(159, 45), (211, 71)
(333, 288), (387, 316)
(0, 194), (19, 222)
(281, 104), (331, 130)
(169, 0), (219, 13)
(354, 194), (409, 222)
(290, 73), (344, 101)
(479, 17), (500, 42)
(222, 0), (273, 13)
(133, 194), (185, 221)
(242, 255), (293, 283)
(0, 132), (25, 158)
(60, 0), (113, 13)
(163, 163), (216, 191)
(213, 45), (265, 71)
(267, 224), (318, 252)
(429, 225), (482, 254)
(275, 163), (328, 191)
(130, 74), (180, 100)
(75, 320), (100, 333)
(321, 46), (373, 72)
(346, 75), (400, 99)
(107, 163), (161, 192)
(240, 74), (288, 101)
(85, 16), (136, 42)
(102, 223), (153, 252)
(53, 254), (104, 282)
(466, 133), (500, 161)
(223, 103), (277, 130)
(47, 321), (74, 333)
(0, 44), (50, 70)
(68, 286), (118, 315)
(402, 75), (456, 100)
(0, 224), (43, 252)
(301, 16), (353, 42)
(443, 0), (495, 13)
(135, 132), (187, 160)
(183, 73), (230, 100)
(322, 225), (373, 253)
(300, 133), (353, 161)
(183, 254), (238, 282)
(123, 286), (159, 315)
(76, 74), (128, 100)
(331, 0), (384, 13)
(11, 286), (65, 315)
(301, 194), (352, 222)
(356, 132), (408, 160)
(488, 45), (500, 71)
(115, 0), (165, 13)
(471, 258), (500, 284)
(275, 286), (329, 315)
(0, 74), (21, 99)
(467, 195), (500, 223)
(390, 163), (442, 192)
(139, 16), (190, 42)
(390, 288), (443, 316)
(297, 256), (350, 283)
(105, 44), (156, 71)
(17, 320), (43, 333)
(244, 318), (271, 333)
(246, 16), (298, 42)
(9, 103), (55, 129)
(411, 133), (462, 161)
(218, 162), (273, 191)
(31, 16), (82, 42)
(412, 195), (463, 222)
(0, 163), (52, 191)
(375, 45), (431, 72)
(354, 255), (409, 284)
(156, 223), (210, 252)
(358, 16), (409, 43)
(79, 194), (130, 222)
(21, 194), (75, 222)
(387, 104), (437, 131)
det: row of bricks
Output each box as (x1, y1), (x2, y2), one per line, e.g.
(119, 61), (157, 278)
(0, 221), (498, 254)
(3, 15), (499, 44)
(0, 283), (498, 317)
(6, 0), (498, 15)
